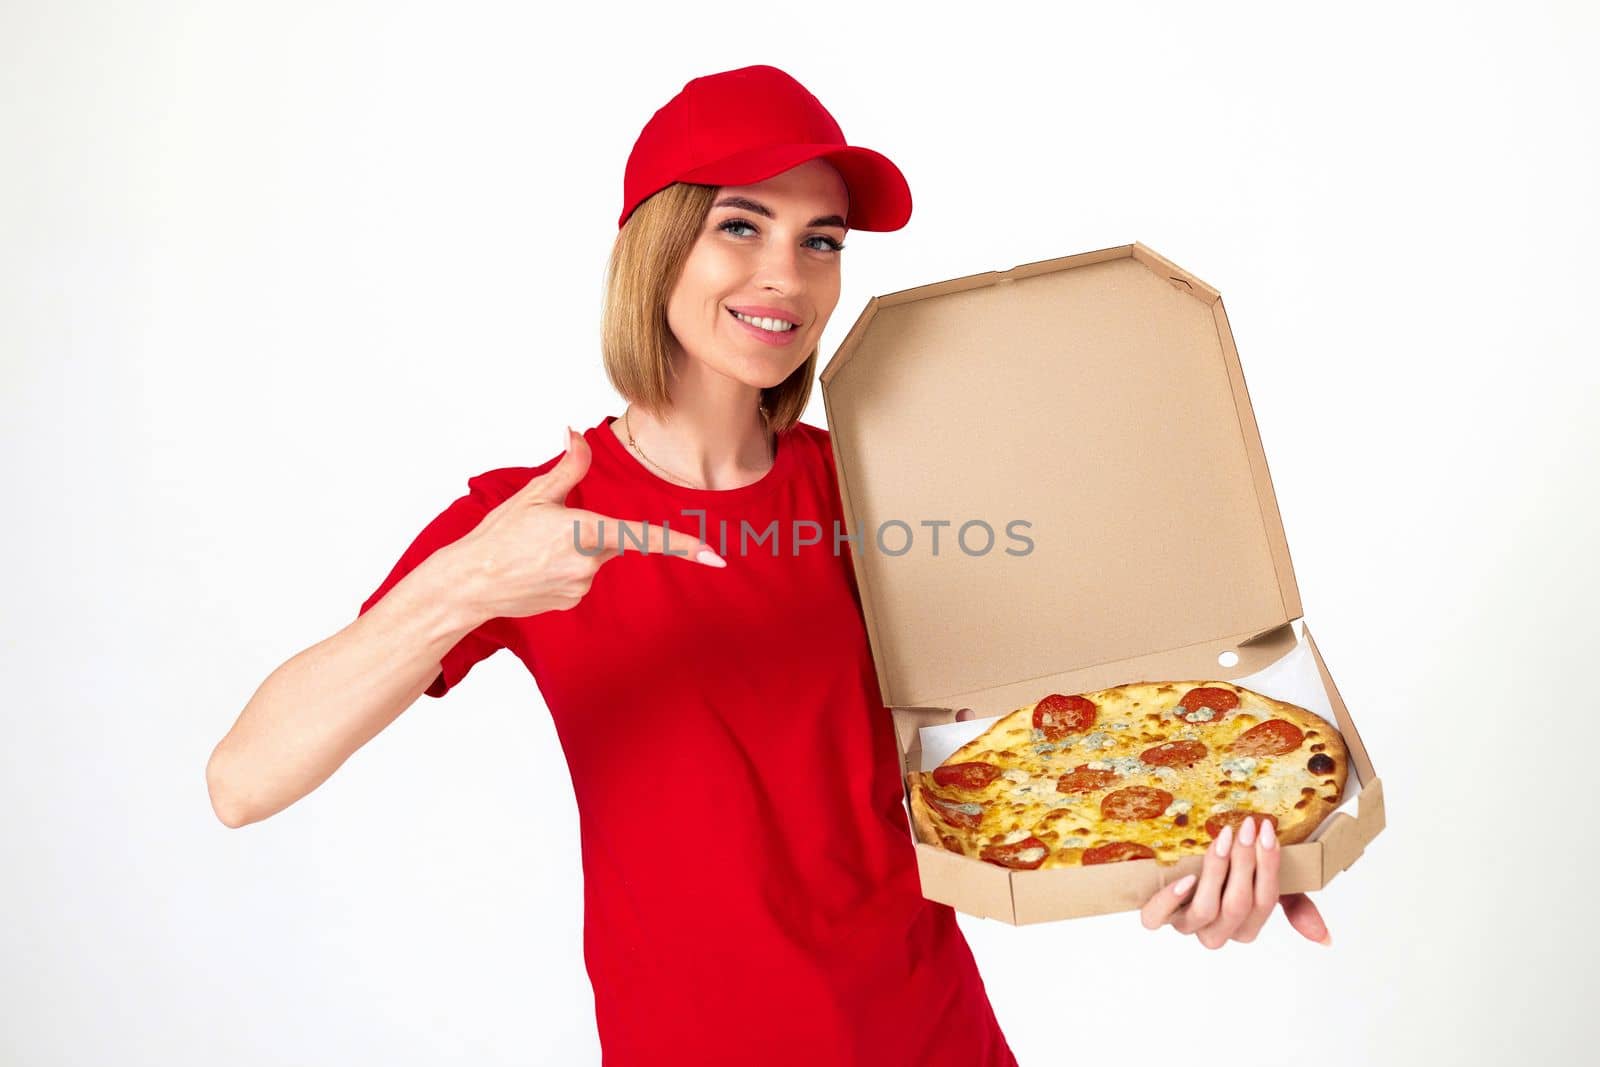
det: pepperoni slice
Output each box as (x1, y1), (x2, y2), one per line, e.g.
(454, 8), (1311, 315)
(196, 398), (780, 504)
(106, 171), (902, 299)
(1082, 841), (1157, 865)
(1177, 686), (1240, 716)
(1056, 766), (1119, 794)
(1101, 785), (1174, 821)
(1231, 719), (1305, 757)
(932, 761), (1002, 791)
(1033, 693), (1097, 739)
(1203, 810), (1280, 839)
(980, 836), (1050, 870)
(938, 833), (965, 855)
(1141, 739), (1208, 767)
(922, 789), (984, 830)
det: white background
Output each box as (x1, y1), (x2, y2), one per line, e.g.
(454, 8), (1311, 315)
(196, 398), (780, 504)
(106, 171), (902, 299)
(4, 2), (1595, 1064)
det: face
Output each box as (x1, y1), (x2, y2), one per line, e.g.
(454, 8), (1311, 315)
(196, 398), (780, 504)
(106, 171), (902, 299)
(664, 158), (849, 390)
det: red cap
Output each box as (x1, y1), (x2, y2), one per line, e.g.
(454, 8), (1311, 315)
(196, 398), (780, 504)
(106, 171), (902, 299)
(619, 65), (912, 233)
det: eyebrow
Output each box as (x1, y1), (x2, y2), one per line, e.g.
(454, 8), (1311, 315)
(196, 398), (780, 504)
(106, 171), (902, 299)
(713, 195), (847, 230)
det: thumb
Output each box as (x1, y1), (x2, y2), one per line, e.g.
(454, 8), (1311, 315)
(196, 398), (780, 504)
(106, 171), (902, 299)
(1280, 893), (1332, 946)
(520, 426), (592, 506)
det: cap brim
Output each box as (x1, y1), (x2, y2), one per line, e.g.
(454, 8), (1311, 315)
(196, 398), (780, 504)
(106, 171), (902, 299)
(678, 143), (912, 232)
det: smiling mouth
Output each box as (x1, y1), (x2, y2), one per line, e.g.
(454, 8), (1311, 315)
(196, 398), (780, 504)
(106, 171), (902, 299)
(727, 308), (799, 334)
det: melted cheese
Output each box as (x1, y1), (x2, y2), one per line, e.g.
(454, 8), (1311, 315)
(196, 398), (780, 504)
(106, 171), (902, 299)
(921, 680), (1347, 869)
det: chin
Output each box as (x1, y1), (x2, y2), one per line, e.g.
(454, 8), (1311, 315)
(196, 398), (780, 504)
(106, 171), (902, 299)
(716, 353), (810, 391)
(752, 364), (810, 391)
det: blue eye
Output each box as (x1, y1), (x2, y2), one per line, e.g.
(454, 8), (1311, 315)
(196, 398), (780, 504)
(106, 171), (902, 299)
(716, 218), (845, 253)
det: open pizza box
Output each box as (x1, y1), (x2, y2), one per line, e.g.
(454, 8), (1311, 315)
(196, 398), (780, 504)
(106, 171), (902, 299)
(816, 242), (1385, 924)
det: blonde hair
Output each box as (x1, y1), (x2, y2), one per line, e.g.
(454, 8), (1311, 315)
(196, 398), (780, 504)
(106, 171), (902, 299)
(601, 182), (816, 434)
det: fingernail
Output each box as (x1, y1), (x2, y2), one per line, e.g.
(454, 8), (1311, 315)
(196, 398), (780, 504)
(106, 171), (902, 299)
(1238, 817), (1256, 847)
(563, 425), (573, 448)
(1171, 874), (1197, 897)
(695, 547), (727, 568)
(1317, 932), (1333, 948)
(1213, 824), (1233, 856)
(1260, 819), (1277, 850)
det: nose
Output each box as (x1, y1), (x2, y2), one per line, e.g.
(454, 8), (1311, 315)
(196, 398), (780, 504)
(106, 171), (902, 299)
(751, 240), (806, 295)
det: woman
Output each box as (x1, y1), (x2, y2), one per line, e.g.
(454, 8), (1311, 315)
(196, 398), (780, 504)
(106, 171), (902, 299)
(207, 64), (1328, 1066)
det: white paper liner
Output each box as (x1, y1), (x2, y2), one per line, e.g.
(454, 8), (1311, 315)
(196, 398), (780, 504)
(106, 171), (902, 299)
(915, 633), (1362, 842)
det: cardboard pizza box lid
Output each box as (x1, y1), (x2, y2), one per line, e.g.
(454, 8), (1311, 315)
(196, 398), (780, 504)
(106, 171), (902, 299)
(818, 242), (1303, 712)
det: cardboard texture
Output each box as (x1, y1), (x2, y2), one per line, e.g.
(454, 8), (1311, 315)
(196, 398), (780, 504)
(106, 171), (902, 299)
(817, 242), (1384, 923)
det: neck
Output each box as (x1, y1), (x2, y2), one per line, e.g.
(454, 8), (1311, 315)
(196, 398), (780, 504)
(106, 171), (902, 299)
(619, 375), (774, 491)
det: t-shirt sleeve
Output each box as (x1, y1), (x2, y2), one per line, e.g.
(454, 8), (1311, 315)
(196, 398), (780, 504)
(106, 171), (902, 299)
(357, 473), (513, 699)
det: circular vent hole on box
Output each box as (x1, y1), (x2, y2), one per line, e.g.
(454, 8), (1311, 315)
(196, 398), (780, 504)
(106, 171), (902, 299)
(1217, 650), (1240, 668)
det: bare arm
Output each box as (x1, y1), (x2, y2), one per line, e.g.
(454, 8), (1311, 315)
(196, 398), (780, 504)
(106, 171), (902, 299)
(206, 428), (722, 829)
(204, 547), (482, 828)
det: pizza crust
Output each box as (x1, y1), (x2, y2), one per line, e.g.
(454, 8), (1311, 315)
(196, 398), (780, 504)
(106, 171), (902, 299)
(908, 771), (940, 857)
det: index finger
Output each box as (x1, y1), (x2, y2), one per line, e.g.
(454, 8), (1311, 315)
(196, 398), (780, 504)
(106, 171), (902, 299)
(1171, 823), (1234, 935)
(1229, 817), (1282, 943)
(569, 510), (726, 566)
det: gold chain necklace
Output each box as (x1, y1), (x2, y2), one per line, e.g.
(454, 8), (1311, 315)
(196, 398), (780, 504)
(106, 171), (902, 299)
(623, 406), (772, 490)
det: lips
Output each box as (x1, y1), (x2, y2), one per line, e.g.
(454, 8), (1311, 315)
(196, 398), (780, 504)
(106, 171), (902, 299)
(727, 307), (801, 346)
(726, 305), (802, 327)
(726, 308), (796, 333)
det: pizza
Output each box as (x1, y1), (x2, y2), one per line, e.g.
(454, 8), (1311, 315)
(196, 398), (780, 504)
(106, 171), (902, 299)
(906, 680), (1349, 870)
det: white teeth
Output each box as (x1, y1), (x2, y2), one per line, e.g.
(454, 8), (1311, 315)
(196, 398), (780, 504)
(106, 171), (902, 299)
(732, 310), (795, 333)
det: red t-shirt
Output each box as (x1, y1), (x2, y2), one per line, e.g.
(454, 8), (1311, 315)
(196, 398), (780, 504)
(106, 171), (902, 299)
(359, 415), (1016, 1066)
